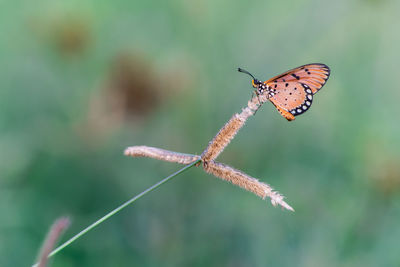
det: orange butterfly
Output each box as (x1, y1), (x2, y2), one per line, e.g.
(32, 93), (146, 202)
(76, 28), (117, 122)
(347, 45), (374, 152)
(238, 63), (330, 121)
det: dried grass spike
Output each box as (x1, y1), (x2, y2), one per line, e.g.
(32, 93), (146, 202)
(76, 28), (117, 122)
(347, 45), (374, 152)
(201, 114), (245, 161)
(124, 146), (200, 164)
(201, 94), (269, 162)
(203, 161), (294, 211)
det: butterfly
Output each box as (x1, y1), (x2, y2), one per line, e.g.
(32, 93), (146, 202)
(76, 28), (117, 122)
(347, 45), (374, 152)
(238, 63), (330, 121)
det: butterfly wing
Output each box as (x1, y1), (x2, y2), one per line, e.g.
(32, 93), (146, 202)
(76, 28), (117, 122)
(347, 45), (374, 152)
(264, 63), (330, 121)
(265, 63), (330, 94)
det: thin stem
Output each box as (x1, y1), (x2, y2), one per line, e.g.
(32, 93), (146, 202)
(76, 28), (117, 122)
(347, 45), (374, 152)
(32, 158), (201, 267)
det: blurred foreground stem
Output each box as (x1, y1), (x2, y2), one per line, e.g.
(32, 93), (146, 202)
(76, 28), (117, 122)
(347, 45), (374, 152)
(32, 158), (201, 267)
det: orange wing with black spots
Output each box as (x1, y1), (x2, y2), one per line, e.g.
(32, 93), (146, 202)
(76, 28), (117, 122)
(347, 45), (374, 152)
(264, 63), (330, 120)
(265, 63), (330, 94)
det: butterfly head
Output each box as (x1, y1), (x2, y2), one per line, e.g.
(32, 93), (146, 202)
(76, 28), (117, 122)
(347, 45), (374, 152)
(238, 67), (268, 95)
(251, 79), (262, 88)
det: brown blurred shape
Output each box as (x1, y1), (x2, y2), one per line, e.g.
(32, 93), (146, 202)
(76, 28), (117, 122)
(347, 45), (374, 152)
(86, 53), (161, 136)
(365, 141), (400, 196)
(373, 159), (400, 196)
(30, 12), (91, 56)
(107, 53), (160, 116)
(82, 52), (196, 141)
(51, 17), (91, 55)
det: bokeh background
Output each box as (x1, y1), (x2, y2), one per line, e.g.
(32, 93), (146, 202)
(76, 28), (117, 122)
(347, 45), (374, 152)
(1, 0), (400, 266)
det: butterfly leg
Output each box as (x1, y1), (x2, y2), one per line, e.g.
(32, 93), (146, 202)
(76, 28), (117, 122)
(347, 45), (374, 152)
(251, 90), (262, 115)
(257, 94), (261, 106)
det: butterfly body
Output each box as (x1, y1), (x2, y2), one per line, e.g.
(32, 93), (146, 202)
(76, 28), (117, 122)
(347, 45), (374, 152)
(251, 80), (275, 98)
(239, 63), (330, 121)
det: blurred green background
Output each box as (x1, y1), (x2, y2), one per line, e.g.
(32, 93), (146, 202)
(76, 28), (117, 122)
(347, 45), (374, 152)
(1, 0), (400, 266)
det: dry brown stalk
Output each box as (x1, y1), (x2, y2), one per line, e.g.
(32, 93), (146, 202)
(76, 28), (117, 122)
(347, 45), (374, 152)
(201, 94), (268, 161)
(201, 114), (246, 162)
(123, 145), (293, 211)
(37, 217), (70, 267)
(124, 93), (294, 211)
(124, 146), (200, 164)
(203, 161), (294, 211)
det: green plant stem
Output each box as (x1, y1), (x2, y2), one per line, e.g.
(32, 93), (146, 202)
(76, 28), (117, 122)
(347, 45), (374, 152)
(32, 159), (201, 267)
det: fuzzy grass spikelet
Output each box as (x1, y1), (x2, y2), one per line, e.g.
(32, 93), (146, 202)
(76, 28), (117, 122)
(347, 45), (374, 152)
(125, 146), (200, 164)
(203, 161), (294, 211)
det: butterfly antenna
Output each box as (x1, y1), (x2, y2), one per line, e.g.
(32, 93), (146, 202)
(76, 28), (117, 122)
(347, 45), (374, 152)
(238, 67), (256, 80)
